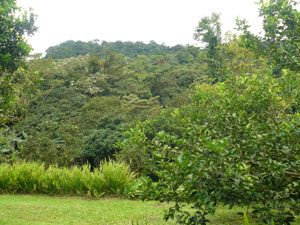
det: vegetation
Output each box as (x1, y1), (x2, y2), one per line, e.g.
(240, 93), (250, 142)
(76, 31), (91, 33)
(0, 161), (135, 197)
(122, 71), (300, 224)
(0, 195), (172, 225)
(8, 42), (203, 166)
(45, 40), (184, 59)
(3, 195), (299, 224)
(0, 0), (37, 75)
(236, 0), (300, 74)
(116, 1), (300, 224)
(194, 12), (223, 81)
(0, 0), (40, 165)
(0, 0), (300, 224)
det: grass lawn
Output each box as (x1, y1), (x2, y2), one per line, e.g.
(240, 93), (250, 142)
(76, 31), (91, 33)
(0, 194), (171, 225)
(0, 194), (300, 225)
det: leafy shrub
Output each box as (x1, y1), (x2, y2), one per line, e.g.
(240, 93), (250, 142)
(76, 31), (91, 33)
(81, 115), (124, 168)
(20, 121), (81, 167)
(116, 108), (185, 175)
(0, 129), (24, 163)
(118, 71), (300, 224)
(0, 161), (135, 197)
(116, 126), (151, 174)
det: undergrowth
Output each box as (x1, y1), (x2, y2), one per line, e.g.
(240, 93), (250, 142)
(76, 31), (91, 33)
(0, 161), (135, 197)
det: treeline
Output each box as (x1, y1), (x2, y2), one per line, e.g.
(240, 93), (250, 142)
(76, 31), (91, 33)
(45, 40), (184, 59)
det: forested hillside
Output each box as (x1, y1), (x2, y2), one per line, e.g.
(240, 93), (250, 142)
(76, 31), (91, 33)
(7, 42), (207, 168)
(45, 40), (184, 59)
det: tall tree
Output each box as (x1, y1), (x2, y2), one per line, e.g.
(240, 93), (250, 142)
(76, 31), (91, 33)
(0, 0), (38, 126)
(194, 13), (223, 81)
(0, 0), (37, 75)
(0, 0), (38, 162)
(237, 0), (300, 74)
(0, 0), (37, 122)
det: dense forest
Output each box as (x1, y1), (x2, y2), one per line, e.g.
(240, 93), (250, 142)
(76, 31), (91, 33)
(1, 0), (300, 224)
(45, 40), (185, 59)
(6, 40), (205, 168)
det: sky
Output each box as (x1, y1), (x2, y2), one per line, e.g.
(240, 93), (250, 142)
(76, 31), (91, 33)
(18, 0), (263, 54)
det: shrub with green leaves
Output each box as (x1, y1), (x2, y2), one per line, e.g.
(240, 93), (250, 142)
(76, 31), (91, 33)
(82, 115), (124, 168)
(0, 161), (135, 197)
(118, 71), (300, 224)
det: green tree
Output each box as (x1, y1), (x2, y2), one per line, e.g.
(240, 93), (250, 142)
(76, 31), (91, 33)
(45, 40), (102, 59)
(0, 0), (38, 163)
(220, 33), (269, 77)
(121, 94), (161, 120)
(82, 115), (124, 168)
(21, 121), (81, 167)
(0, 0), (38, 125)
(237, 0), (300, 74)
(45, 40), (184, 59)
(120, 72), (300, 224)
(0, 0), (37, 75)
(76, 96), (125, 132)
(194, 13), (223, 81)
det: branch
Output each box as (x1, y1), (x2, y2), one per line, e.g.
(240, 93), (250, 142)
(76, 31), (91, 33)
(0, 121), (10, 130)
(283, 171), (300, 177)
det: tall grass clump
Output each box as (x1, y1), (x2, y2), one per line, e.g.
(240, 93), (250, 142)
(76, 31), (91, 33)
(100, 161), (136, 195)
(0, 161), (136, 197)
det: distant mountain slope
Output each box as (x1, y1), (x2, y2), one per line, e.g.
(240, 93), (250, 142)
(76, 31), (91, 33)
(45, 40), (184, 59)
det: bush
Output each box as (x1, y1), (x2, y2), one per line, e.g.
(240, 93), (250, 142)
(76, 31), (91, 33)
(115, 108), (184, 175)
(0, 161), (135, 197)
(82, 115), (124, 168)
(116, 126), (151, 174)
(118, 72), (300, 224)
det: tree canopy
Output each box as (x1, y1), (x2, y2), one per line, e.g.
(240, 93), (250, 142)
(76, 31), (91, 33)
(237, 0), (300, 74)
(45, 40), (185, 59)
(0, 0), (37, 75)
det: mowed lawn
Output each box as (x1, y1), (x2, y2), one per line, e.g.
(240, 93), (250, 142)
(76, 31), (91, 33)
(0, 194), (171, 225)
(1, 194), (300, 225)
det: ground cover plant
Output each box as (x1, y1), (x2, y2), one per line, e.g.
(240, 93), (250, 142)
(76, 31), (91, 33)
(0, 194), (171, 225)
(2, 194), (299, 224)
(0, 161), (135, 197)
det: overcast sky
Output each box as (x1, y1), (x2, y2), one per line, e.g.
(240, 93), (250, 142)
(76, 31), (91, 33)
(18, 0), (263, 54)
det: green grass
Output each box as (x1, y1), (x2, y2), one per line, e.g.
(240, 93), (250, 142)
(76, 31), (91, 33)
(0, 194), (300, 225)
(0, 194), (171, 225)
